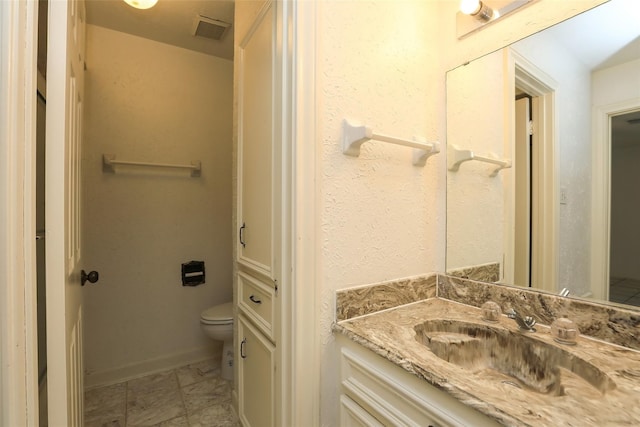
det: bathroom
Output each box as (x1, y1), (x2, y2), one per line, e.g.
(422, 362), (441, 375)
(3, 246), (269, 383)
(81, 13), (233, 386)
(3, 0), (639, 425)
(77, 0), (236, 424)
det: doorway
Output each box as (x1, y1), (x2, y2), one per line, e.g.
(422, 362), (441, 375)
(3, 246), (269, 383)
(608, 109), (640, 307)
(513, 93), (533, 287)
(36, 1), (48, 425)
(506, 53), (557, 294)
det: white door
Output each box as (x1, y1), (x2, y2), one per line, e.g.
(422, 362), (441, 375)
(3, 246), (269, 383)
(46, 1), (86, 425)
(514, 97), (531, 287)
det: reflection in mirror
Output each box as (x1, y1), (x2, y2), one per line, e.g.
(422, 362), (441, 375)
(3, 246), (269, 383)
(446, 0), (640, 310)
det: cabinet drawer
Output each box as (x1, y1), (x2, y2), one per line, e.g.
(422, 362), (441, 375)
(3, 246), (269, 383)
(238, 271), (275, 340)
(340, 395), (385, 427)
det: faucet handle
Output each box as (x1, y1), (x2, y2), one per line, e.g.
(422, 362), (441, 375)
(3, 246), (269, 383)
(481, 301), (501, 322)
(551, 317), (579, 345)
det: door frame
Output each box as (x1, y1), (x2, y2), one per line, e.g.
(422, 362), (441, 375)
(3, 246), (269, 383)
(287, 1), (320, 425)
(507, 49), (558, 293)
(0, 1), (40, 426)
(591, 98), (640, 300)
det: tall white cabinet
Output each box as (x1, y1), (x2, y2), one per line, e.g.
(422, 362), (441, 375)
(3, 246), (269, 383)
(235, 2), (281, 426)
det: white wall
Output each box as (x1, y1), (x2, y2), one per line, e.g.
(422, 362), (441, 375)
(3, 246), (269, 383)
(511, 30), (593, 295)
(593, 58), (640, 105)
(82, 25), (233, 386)
(446, 50), (508, 271)
(316, 2), (444, 423)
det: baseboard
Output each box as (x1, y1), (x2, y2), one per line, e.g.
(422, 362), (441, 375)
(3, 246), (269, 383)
(84, 343), (221, 390)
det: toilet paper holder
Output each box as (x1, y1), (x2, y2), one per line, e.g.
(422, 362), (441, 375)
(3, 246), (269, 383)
(182, 260), (205, 286)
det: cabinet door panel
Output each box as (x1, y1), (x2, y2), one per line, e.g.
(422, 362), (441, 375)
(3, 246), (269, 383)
(237, 3), (274, 277)
(238, 315), (275, 427)
(340, 395), (385, 427)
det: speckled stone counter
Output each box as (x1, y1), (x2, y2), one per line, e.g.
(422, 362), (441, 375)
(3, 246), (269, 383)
(334, 278), (640, 426)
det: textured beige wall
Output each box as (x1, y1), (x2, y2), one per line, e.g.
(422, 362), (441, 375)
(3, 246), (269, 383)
(317, 2), (444, 424)
(82, 25), (233, 386)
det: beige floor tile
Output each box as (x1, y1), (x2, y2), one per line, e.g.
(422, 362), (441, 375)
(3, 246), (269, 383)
(182, 378), (231, 415)
(84, 382), (127, 426)
(85, 360), (236, 427)
(175, 359), (220, 388)
(84, 417), (126, 427)
(151, 415), (190, 427)
(127, 371), (185, 426)
(187, 403), (239, 427)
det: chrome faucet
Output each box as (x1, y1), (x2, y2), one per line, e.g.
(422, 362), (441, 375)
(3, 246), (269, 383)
(506, 309), (536, 332)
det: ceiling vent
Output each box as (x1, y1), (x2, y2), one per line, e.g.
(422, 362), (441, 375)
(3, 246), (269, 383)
(192, 15), (231, 41)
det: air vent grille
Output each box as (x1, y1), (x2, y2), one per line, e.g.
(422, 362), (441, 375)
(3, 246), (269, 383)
(192, 15), (231, 41)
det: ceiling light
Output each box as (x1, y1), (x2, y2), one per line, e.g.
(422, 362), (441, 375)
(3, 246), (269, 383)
(123, 0), (158, 10)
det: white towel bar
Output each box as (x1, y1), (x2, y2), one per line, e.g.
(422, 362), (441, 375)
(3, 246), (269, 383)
(102, 154), (201, 177)
(447, 144), (511, 177)
(342, 119), (439, 166)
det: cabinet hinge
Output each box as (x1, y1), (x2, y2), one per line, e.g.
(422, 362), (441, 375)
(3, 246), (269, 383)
(528, 120), (534, 136)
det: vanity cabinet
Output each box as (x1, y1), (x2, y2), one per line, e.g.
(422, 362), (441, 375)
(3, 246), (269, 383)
(339, 395), (385, 427)
(337, 335), (501, 427)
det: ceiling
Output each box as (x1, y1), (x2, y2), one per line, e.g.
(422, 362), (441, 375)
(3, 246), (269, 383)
(85, 0), (235, 60)
(545, 0), (640, 71)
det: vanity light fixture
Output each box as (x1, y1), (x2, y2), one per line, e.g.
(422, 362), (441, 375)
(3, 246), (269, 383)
(457, 0), (534, 39)
(123, 0), (158, 10)
(460, 0), (498, 22)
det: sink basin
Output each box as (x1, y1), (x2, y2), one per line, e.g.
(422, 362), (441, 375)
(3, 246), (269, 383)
(414, 319), (616, 396)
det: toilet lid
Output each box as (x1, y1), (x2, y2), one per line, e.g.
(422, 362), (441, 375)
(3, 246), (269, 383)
(201, 302), (233, 323)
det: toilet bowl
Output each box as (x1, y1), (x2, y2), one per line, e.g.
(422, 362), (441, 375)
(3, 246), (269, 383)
(200, 302), (234, 381)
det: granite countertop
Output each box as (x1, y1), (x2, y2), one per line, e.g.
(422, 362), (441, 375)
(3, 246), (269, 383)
(334, 297), (640, 426)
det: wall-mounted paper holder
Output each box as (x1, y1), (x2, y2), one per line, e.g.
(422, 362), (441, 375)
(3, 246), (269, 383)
(342, 119), (440, 166)
(448, 144), (511, 177)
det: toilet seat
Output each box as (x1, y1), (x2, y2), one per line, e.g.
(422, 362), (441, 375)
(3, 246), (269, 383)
(200, 302), (233, 325)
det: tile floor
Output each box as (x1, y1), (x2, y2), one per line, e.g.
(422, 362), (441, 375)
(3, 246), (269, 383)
(609, 277), (640, 307)
(84, 359), (239, 427)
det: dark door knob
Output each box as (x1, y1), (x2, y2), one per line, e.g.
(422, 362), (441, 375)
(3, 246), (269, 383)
(81, 270), (99, 286)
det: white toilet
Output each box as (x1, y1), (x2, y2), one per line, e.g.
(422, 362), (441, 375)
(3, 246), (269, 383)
(200, 302), (234, 381)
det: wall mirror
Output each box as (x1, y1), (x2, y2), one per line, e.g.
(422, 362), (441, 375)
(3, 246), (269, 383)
(446, 0), (640, 310)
